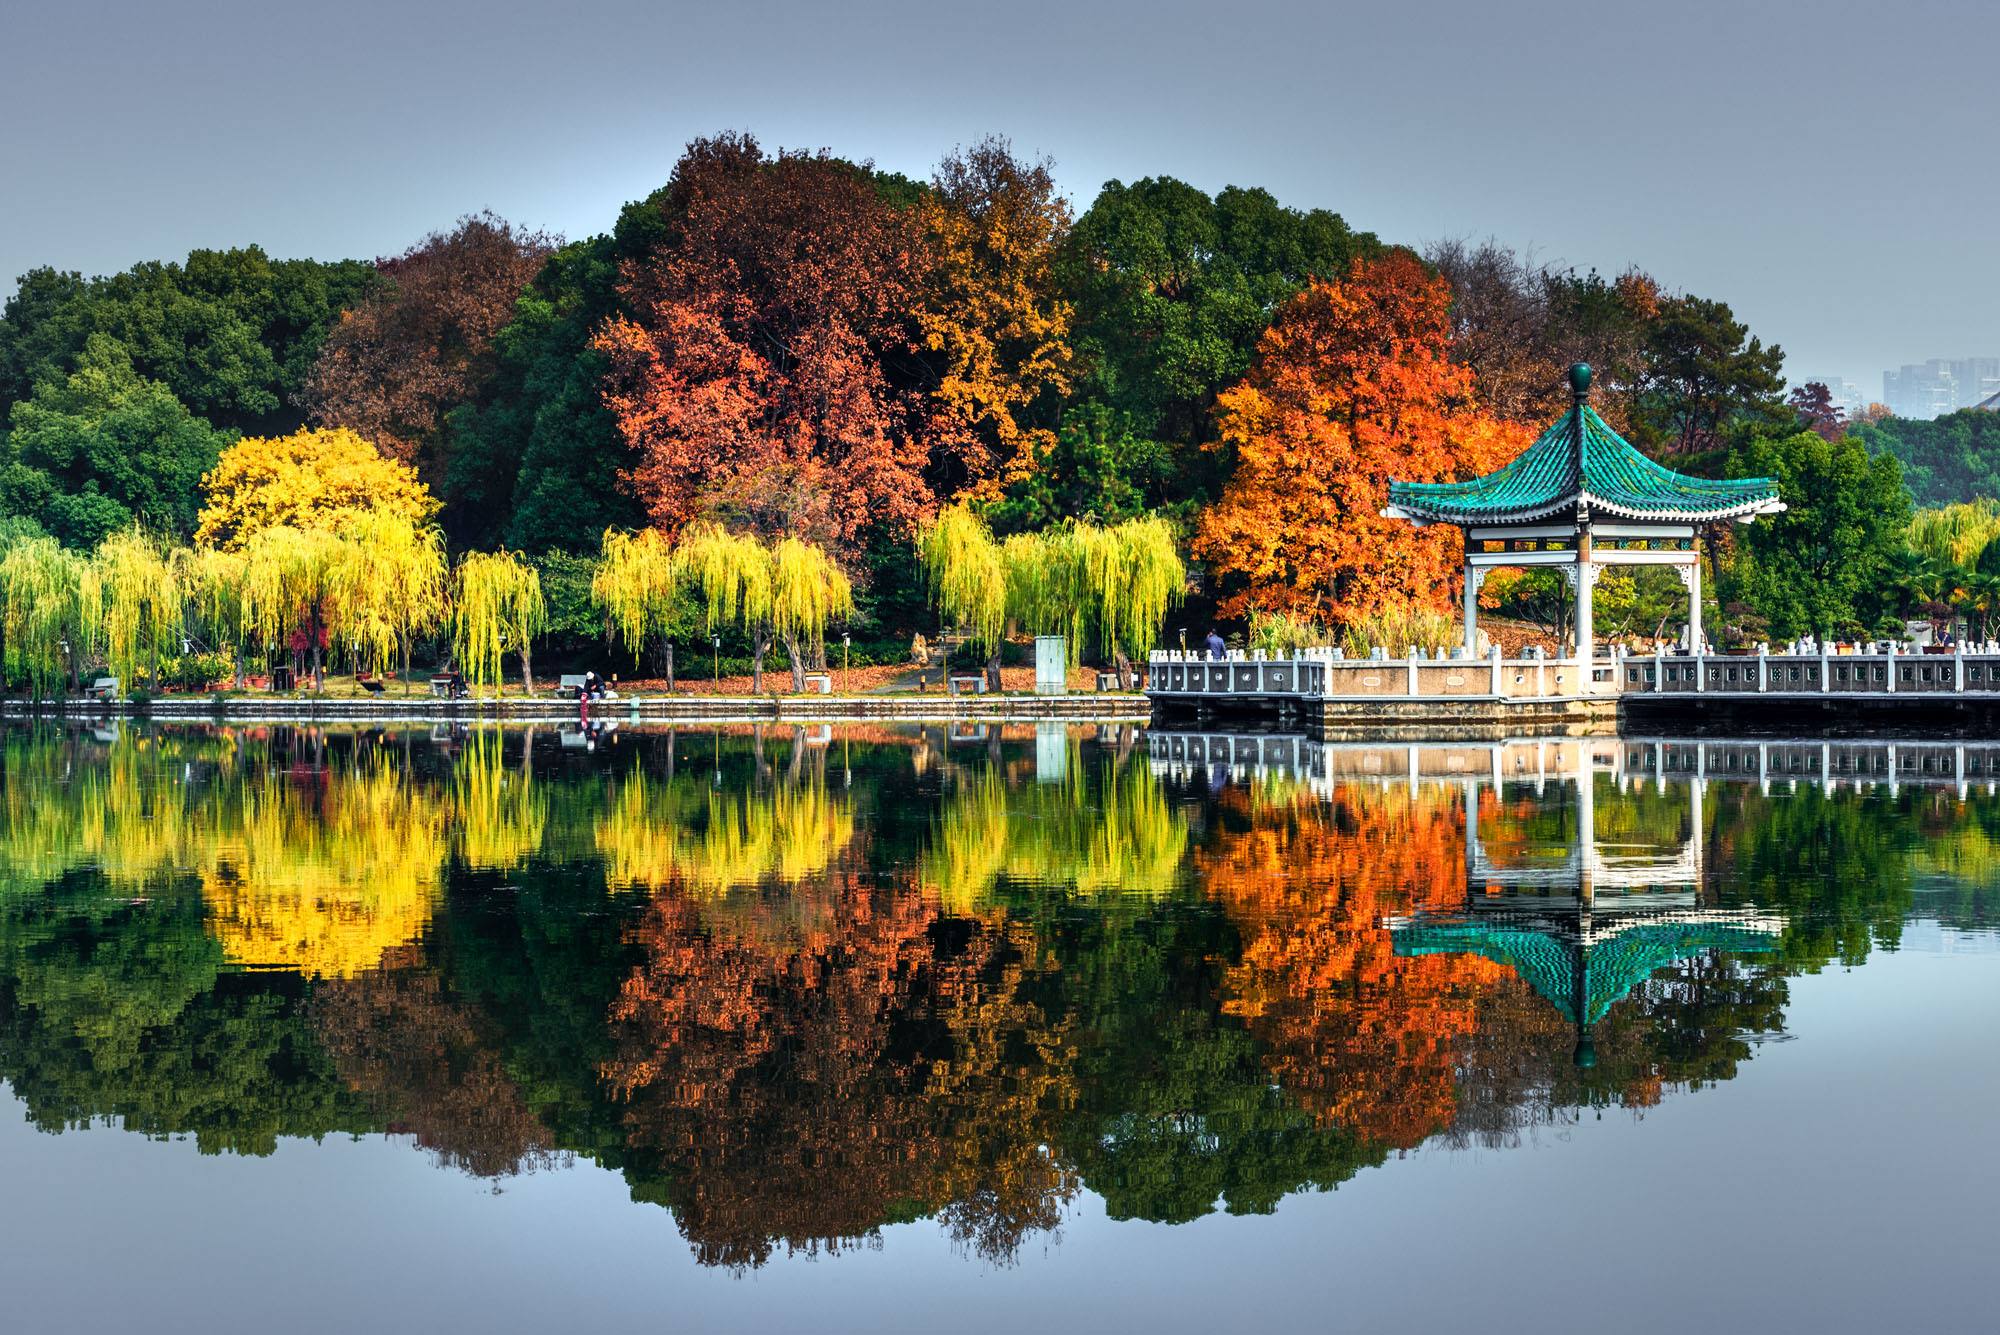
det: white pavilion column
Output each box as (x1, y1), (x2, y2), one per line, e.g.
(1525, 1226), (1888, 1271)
(1572, 535), (1594, 671)
(1463, 564), (1483, 655)
(1685, 556), (1703, 653)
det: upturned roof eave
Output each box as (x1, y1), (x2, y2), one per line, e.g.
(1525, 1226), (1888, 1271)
(1382, 487), (1782, 528)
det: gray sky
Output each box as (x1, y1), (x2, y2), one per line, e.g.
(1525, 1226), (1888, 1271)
(2, 0), (1993, 396)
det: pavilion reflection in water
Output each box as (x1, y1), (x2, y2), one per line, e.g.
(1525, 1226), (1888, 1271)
(1144, 732), (1937, 1063)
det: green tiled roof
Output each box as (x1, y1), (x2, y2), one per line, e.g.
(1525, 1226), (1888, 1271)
(1384, 395), (1782, 526)
(1392, 919), (1779, 1026)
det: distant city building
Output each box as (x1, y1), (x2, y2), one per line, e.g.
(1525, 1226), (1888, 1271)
(1883, 358), (2000, 419)
(1795, 375), (1868, 418)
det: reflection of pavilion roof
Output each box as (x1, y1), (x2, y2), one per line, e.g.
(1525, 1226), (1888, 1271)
(1384, 395), (1781, 526)
(1391, 906), (1784, 1027)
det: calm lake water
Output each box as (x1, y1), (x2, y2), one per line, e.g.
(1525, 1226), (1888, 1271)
(1, 721), (1995, 1334)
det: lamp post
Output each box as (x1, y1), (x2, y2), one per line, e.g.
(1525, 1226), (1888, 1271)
(712, 636), (721, 694)
(841, 633), (850, 694)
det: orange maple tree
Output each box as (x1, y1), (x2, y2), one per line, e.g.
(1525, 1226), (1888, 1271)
(1194, 251), (1530, 626)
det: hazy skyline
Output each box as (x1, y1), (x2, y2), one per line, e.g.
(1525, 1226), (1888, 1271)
(3, 0), (1993, 396)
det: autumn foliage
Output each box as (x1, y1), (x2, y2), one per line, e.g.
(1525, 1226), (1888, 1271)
(593, 135), (941, 550)
(1194, 252), (1530, 626)
(1202, 782), (1506, 1148)
(306, 214), (554, 484)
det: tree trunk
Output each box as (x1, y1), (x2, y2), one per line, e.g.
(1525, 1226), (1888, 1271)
(985, 649), (1003, 694)
(520, 641), (535, 695)
(752, 628), (771, 693)
(1114, 648), (1135, 690)
(663, 640), (675, 694)
(785, 634), (805, 693)
(311, 641), (323, 692)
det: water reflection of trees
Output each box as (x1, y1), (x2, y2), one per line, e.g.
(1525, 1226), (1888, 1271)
(0, 722), (1991, 1266)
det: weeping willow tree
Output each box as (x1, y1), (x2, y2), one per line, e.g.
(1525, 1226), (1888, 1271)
(240, 525), (346, 690)
(182, 546), (250, 688)
(771, 537), (855, 691)
(920, 503), (1010, 690)
(93, 529), (186, 692)
(593, 528), (680, 679)
(674, 522), (777, 691)
(920, 510), (1186, 689)
(452, 550), (546, 694)
(1907, 500), (2000, 574)
(0, 537), (99, 697)
(1079, 515), (1186, 686)
(338, 512), (448, 693)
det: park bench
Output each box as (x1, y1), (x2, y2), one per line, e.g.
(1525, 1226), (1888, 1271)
(554, 673), (588, 698)
(88, 676), (119, 701)
(357, 677), (386, 694)
(1095, 670), (1122, 691)
(802, 673), (832, 694)
(947, 674), (987, 696)
(429, 673), (467, 700)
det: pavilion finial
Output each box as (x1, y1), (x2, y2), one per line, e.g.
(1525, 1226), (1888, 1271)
(1568, 362), (1593, 401)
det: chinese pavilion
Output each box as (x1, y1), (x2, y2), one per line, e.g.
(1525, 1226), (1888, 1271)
(1383, 363), (1785, 664)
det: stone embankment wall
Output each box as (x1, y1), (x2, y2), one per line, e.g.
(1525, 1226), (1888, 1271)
(1, 693), (1150, 724)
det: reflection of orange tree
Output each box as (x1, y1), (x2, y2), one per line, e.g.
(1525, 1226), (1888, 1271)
(1203, 783), (1505, 1150)
(311, 945), (558, 1179)
(600, 864), (1075, 1268)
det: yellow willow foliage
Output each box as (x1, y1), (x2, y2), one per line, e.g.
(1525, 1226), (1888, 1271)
(337, 511), (447, 677)
(918, 503), (1008, 654)
(1908, 500), (2000, 574)
(93, 528), (186, 689)
(452, 551), (545, 692)
(0, 731), (213, 896)
(593, 528), (679, 662)
(770, 536), (854, 661)
(239, 525), (347, 658)
(1, 537), (100, 695)
(451, 729), (547, 871)
(594, 770), (855, 894)
(673, 521), (773, 636)
(1076, 514), (1186, 661)
(181, 545), (250, 667)
(920, 759), (1187, 909)
(199, 754), (448, 979)
(1001, 528), (1090, 658)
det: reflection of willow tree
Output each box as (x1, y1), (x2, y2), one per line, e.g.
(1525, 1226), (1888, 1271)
(594, 768), (856, 894)
(451, 728), (548, 871)
(200, 752), (449, 978)
(0, 872), (372, 1154)
(310, 945), (560, 1179)
(601, 862), (1077, 1268)
(1203, 784), (1507, 1150)
(0, 728), (220, 894)
(920, 757), (1187, 911)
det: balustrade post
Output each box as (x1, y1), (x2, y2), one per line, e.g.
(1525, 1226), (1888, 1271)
(1406, 648), (1418, 697)
(1886, 642), (1897, 694)
(1654, 644), (1664, 694)
(1490, 644), (1503, 697)
(1956, 642), (1966, 694)
(1757, 645), (1768, 693)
